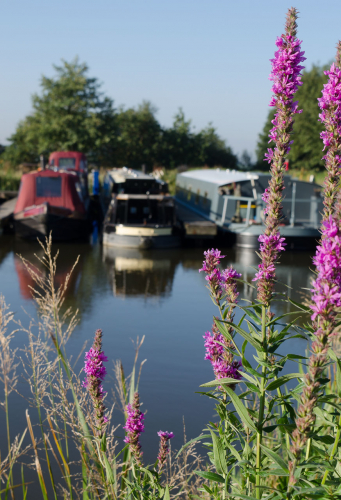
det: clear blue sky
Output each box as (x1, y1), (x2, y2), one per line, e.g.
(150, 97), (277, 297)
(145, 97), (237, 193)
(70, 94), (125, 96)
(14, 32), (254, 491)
(1, 0), (340, 159)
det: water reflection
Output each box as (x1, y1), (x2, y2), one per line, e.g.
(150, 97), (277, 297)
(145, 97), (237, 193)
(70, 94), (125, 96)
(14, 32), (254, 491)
(103, 246), (181, 298)
(0, 234), (315, 472)
(13, 239), (92, 300)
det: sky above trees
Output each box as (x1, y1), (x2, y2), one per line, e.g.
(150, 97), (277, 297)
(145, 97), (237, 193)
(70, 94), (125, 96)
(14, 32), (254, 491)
(1, 0), (341, 158)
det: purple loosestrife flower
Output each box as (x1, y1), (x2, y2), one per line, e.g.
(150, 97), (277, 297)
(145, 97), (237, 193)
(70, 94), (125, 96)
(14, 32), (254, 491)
(318, 42), (341, 222)
(123, 392), (145, 465)
(255, 8), (305, 305)
(289, 215), (341, 485)
(83, 329), (108, 437)
(200, 250), (242, 389)
(289, 45), (341, 486)
(199, 249), (225, 274)
(157, 431), (174, 472)
(199, 249), (226, 304)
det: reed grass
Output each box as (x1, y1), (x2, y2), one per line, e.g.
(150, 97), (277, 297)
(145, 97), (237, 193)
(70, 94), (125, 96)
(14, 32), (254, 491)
(0, 236), (211, 499)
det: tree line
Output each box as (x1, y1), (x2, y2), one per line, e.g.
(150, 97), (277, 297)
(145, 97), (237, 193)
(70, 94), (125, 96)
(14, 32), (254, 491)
(1, 59), (237, 170)
(256, 63), (329, 171)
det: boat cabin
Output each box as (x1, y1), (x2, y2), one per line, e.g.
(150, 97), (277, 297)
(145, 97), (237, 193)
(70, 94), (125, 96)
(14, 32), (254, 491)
(176, 169), (323, 228)
(48, 151), (88, 174)
(102, 167), (168, 204)
(14, 169), (86, 217)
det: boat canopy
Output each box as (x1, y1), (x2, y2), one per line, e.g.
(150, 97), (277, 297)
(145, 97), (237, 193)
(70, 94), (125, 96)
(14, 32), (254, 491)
(14, 170), (86, 214)
(178, 169), (259, 187)
(49, 151), (87, 173)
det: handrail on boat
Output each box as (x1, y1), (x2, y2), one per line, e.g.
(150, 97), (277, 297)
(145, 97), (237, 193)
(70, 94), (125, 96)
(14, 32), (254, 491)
(220, 189), (322, 229)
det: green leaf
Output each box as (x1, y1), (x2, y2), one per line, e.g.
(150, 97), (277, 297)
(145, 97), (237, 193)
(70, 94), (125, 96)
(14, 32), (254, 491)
(241, 370), (259, 386)
(245, 382), (260, 394)
(200, 378), (242, 388)
(210, 430), (227, 475)
(266, 311), (301, 327)
(223, 385), (256, 431)
(239, 306), (262, 325)
(163, 485), (170, 500)
(266, 373), (303, 391)
(194, 471), (225, 483)
(175, 434), (211, 458)
(287, 297), (311, 312)
(259, 444), (289, 473)
(233, 495), (259, 500)
(225, 320), (263, 350)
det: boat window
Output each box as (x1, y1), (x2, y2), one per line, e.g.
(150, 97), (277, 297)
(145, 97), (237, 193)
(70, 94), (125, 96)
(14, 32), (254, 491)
(36, 177), (62, 197)
(116, 200), (127, 224)
(127, 199), (158, 224)
(195, 189), (200, 204)
(58, 158), (76, 170)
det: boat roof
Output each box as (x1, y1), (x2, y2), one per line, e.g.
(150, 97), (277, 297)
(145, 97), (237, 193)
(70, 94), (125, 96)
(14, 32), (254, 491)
(178, 169), (259, 187)
(108, 167), (157, 183)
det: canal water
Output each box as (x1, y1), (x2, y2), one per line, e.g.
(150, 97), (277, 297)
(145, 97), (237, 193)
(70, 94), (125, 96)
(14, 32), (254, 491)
(0, 234), (315, 470)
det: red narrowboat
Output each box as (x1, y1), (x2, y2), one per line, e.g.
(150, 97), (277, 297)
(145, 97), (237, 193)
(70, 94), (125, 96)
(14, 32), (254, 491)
(13, 152), (91, 241)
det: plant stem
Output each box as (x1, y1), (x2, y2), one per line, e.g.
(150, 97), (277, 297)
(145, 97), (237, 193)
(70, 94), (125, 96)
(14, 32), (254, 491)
(305, 438), (311, 461)
(321, 411), (341, 484)
(256, 306), (267, 499)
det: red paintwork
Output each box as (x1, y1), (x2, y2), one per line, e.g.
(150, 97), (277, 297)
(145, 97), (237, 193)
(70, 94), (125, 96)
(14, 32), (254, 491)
(14, 169), (86, 215)
(49, 151), (87, 172)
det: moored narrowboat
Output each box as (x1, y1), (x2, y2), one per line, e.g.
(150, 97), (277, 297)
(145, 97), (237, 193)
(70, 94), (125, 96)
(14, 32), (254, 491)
(175, 169), (323, 250)
(102, 168), (181, 249)
(14, 153), (91, 241)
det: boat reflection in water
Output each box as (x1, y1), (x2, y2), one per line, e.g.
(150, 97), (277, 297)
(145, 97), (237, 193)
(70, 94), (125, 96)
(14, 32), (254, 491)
(103, 246), (181, 298)
(12, 238), (93, 302)
(233, 247), (313, 313)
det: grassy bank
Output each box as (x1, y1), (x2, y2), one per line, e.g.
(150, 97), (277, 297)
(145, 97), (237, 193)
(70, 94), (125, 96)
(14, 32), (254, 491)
(0, 169), (21, 191)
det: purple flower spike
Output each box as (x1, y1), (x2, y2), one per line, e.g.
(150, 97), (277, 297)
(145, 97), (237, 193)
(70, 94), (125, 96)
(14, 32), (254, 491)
(289, 43), (341, 487)
(255, 8), (305, 305)
(199, 249), (225, 274)
(123, 392), (145, 465)
(157, 431), (174, 472)
(311, 216), (341, 324)
(200, 252), (242, 390)
(317, 42), (341, 223)
(83, 329), (108, 437)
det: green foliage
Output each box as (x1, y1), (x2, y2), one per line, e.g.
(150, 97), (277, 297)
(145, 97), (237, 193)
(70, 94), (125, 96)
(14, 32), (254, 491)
(159, 109), (237, 169)
(196, 256), (341, 500)
(3, 58), (117, 166)
(256, 64), (329, 171)
(116, 101), (162, 169)
(2, 59), (237, 170)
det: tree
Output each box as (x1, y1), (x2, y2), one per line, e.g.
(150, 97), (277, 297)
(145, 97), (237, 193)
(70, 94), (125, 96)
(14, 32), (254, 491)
(3, 58), (117, 166)
(115, 101), (162, 169)
(256, 64), (329, 170)
(158, 109), (197, 168)
(159, 109), (237, 169)
(239, 150), (253, 170)
(196, 125), (237, 168)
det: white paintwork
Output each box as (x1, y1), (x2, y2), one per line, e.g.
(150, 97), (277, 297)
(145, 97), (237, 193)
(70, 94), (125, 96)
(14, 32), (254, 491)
(178, 169), (259, 186)
(115, 226), (172, 236)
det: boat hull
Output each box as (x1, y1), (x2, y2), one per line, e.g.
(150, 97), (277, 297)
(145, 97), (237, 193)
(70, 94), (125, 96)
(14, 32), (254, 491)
(102, 230), (181, 249)
(14, 213), (91, 241)
(234, 225), (320, 251)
